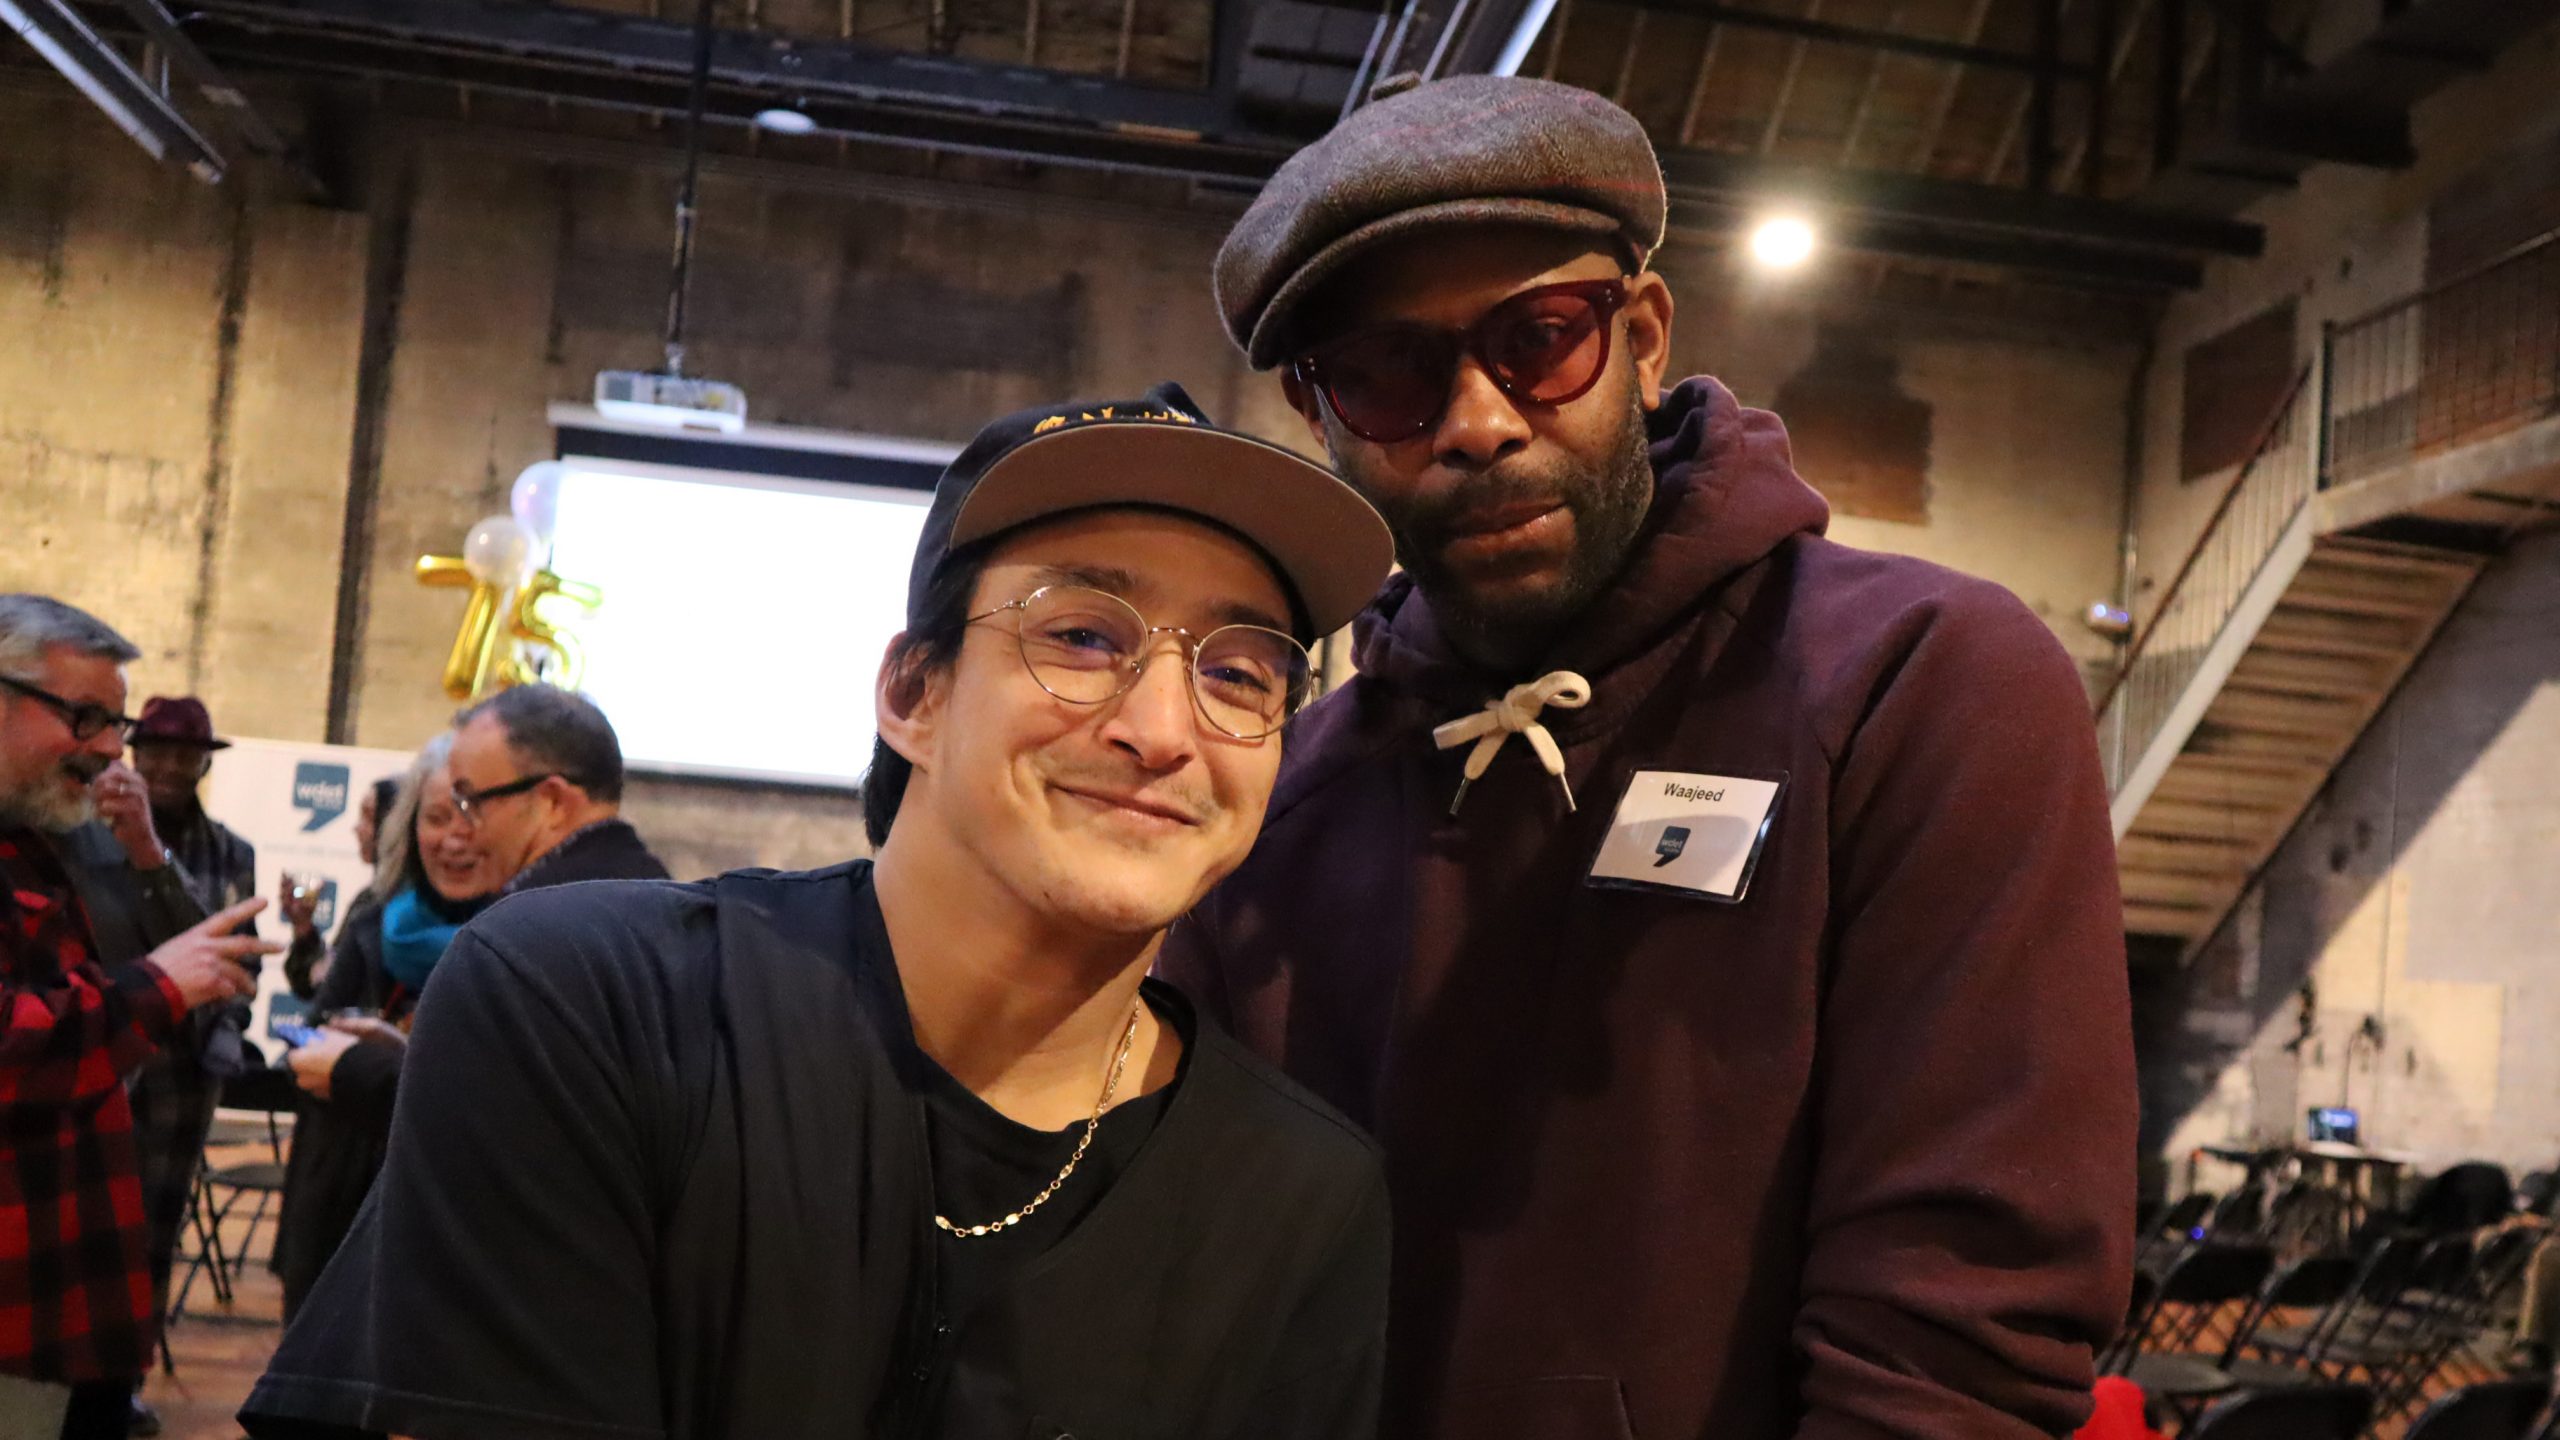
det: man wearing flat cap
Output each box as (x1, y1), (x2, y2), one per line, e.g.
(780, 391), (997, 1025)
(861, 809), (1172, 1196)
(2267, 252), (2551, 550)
(1162, 74), (2136, 1440)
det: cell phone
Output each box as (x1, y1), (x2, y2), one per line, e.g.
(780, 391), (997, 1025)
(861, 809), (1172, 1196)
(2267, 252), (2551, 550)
(274, 1022), (321, 1048)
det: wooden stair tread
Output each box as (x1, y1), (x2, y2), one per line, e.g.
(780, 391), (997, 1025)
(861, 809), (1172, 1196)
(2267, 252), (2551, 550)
(2308, 539), (2487, 579)
(2124, 901), (2214, 938)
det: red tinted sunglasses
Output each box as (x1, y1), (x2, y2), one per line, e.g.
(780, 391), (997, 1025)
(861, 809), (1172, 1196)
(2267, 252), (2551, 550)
(1290, 279), (1630, 445)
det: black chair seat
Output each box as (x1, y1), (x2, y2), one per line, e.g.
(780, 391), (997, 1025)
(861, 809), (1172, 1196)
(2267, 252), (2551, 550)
(219, 1065), (301, 1113)
(204, 1161), (285, 1192)
(2186, 1383), (2374, 1440)
(2128, 1353), (2241, 1398)
(202, 1116), (267, 1148)
(2223, 1356), (2320, 1388)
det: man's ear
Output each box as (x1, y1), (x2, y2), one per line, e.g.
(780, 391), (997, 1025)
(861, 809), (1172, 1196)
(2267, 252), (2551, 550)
(873, 634), (945, 771)
(1623, 271), (1676, 410)
(1279, 369), (1330, 448)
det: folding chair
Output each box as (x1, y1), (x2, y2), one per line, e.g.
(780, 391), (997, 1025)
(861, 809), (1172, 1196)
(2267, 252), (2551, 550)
(2202, 1253), (2365, 1392)
(2143, 1192), (2220, 1272)
(169, 1067), (296, 1327)
(2108, 1241), (2275, 1407)
(2204, 1188), (2270, 1243)
(2373, 1228), (2547, 1422)
(2402, 1377), (2554, 1440)
(2246, 1233), (2432, 1379)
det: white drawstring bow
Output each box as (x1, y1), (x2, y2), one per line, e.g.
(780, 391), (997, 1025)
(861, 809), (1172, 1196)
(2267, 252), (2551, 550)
(1430, 671), (1592, 816)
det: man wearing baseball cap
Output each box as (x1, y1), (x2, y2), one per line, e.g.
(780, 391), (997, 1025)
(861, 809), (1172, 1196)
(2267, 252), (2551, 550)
(1163, 75), (2137, 1439)
(245, 384), (1398, 1440)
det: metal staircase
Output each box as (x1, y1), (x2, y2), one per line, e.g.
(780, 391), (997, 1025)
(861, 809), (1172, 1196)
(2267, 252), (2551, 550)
(2102, 228), (2560, 951)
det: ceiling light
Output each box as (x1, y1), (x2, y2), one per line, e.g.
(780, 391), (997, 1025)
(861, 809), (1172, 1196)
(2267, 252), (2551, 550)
(1747, 215), (1818, 272)
(753, 107), (817, 135)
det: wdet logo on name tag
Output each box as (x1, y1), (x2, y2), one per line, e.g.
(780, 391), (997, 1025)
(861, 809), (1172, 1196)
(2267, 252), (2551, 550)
(1587, 769), (1786, 903)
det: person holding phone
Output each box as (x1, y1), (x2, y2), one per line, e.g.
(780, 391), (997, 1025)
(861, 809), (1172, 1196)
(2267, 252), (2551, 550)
(270, 732), (500, 1319)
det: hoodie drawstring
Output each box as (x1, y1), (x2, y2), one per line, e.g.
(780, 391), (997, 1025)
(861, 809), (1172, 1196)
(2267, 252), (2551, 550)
(1431, 671), (1592, 817)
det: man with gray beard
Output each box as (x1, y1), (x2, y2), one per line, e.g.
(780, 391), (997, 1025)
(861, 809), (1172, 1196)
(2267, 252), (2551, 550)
(1162, 76), (2136, 1440)
(0, 594), (275, 1439)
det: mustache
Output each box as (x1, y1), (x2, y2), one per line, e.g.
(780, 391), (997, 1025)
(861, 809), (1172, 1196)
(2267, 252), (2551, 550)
(64, 756), (111, 783)
(1393, 460), (1580, 537)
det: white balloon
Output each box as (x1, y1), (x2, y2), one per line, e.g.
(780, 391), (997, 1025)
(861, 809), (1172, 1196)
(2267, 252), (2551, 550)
(511, 461), (566, 546)
(462, 514), (535, 587)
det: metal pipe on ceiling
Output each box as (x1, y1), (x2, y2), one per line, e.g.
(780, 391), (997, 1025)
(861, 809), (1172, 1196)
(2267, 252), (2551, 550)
(662, 0), (714, 377)
(3, 0), (225, 179)
(1616, 0), (2099, 80)
(153, 0), (2269, 289)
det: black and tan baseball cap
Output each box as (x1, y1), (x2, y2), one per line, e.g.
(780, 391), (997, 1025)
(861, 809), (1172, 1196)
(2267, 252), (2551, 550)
(1215, 74), (1668, 370)
(906, 382), (1394, 639)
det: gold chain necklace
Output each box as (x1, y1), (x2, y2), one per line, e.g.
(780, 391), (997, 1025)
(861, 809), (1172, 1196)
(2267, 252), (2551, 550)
(935, 992), (1145, 1240)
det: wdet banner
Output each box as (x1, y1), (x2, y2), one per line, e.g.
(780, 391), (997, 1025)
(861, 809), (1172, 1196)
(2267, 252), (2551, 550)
(202, 738), (413, 1062)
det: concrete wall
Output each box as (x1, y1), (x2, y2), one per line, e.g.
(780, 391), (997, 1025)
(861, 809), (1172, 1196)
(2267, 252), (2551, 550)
(1674, 278), (2138, 676)
(2144, 529), (2560, 1188)
(8, 81), (2136, 873)
(0, 83), (366, 745)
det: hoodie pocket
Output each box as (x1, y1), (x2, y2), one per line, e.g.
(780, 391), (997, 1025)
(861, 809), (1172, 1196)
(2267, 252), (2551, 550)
(1434, 1375), (1636, 1439)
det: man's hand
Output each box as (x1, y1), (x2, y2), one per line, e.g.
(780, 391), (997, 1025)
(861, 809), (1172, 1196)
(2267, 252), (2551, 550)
(92, 763), (166, 870)
(288, 1028), (360, 1100)
(147, 898), (282, 1011)
(278, 873), (321, 938)
(329, 1015), (409, 1053)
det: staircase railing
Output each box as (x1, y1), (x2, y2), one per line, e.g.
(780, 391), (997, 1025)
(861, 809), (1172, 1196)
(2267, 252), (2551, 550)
(2325, 225), (2560, 485)
(2097, 225), (2560, 798)
(2098, 364), (2319, 792)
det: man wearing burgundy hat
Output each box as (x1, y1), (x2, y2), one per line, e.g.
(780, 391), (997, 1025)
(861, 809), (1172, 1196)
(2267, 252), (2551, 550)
(1163, 74), (2135, 1440)
(122, 695), (261, 1411)
(127, 698), (257, 917)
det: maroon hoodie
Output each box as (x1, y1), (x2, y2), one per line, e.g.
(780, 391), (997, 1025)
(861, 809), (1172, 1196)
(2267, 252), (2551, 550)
(1160, 377), (2134, 1439)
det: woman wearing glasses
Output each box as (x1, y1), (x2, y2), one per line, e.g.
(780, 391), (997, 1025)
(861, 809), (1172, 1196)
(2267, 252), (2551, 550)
(270, 732), (499, 1320)
(244, 387), (1400, 1440)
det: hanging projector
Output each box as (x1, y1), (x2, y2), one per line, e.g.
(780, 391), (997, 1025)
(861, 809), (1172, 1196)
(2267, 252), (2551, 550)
(593, 370), (748, 433)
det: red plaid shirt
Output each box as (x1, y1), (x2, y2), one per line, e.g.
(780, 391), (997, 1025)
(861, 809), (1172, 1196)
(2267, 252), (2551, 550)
(0, 826), (183, 1383)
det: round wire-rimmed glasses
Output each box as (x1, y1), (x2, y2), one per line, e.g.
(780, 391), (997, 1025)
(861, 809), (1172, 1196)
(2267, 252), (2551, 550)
(966, 584), (1313, 741)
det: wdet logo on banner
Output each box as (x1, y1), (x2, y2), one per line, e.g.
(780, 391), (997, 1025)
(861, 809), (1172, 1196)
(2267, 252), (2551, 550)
(293, 762), (351, 833)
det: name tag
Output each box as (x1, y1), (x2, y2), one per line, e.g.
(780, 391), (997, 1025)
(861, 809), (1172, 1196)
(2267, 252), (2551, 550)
(1586, 769), (1785, 903)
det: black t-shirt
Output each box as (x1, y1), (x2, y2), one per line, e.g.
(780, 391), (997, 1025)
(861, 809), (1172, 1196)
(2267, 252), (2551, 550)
(921, 996), (1184, 1328)
(242, 861), (1385, 1440)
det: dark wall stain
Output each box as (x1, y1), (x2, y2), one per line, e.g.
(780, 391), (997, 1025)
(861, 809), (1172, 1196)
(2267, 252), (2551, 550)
(2180, 300), (2297, 482)
(186, 196), (255, 689)
(828, 269), (1084, 391)
(0, 104), (70, 306)
(1773, 327), (1933, 525)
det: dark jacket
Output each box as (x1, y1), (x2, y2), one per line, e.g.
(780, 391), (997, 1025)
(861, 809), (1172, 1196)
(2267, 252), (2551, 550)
(54, 823), (206, 968)
(245, 862), (1388, 1440)
(270, 889), (402, 1316)
(57, 822), (227, 1312)
(504, 816), (670, 891)
(1160, 377), (2137, 1440)
(275, 819), (665, 1307)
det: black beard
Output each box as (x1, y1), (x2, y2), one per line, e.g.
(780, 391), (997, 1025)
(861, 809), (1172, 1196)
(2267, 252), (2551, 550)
(1357, 388), (1654, 674)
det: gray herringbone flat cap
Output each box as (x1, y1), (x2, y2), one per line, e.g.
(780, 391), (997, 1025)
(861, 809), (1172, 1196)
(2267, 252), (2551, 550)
(1215, 74), (1667, 370)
